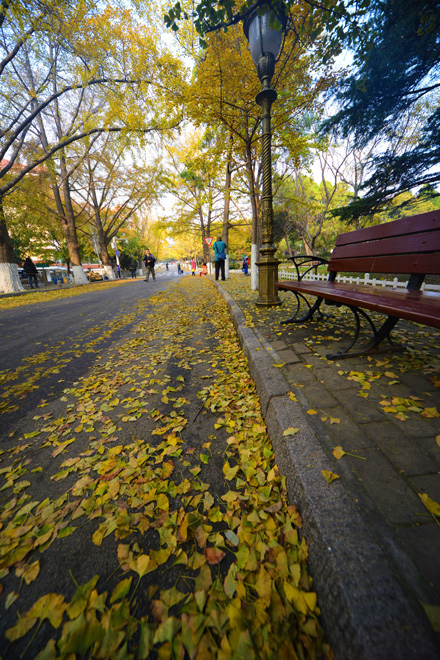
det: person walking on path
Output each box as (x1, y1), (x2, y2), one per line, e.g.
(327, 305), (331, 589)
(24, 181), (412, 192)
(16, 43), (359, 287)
(143, 249), (156, 282)
(241, 255), (249, 276)
(23, 257), (39, 288)
(129, 261), (137, 278)
(213, 236), (227, 281)
(191, 258), (196, 276)
(177, 261), (182, 275)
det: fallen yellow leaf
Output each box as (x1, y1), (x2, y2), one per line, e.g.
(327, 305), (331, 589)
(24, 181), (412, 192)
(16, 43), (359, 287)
(332, 446), (346, 460)
(322, 470), (340, 484)
(282, 427), (299, 437)
(419, 492), (440, 517)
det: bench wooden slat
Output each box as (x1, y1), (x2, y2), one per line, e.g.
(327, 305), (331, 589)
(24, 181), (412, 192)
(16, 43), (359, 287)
(327, 253), (440, 275)
(276, 280), (440, 329)
(335, 210), (440, 247)
(278, 212), (440, 356)
(331, 230), (440, 262)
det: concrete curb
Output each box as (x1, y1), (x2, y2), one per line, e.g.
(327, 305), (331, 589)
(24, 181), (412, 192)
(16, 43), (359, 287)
(215, 282), (439, 660)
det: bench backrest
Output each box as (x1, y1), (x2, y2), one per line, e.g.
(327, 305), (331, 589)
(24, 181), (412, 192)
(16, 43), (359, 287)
(329, 210), (440, 275)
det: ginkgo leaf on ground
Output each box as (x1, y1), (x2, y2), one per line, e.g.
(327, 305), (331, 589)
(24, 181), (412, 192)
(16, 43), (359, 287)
(322, 470), (340, 484)
(15, 560), (40, 584)
(129, 554), (153, 578)
(5, 615), (37, 641)
(333, 446), (366, 460)
(333, 446), (346, 460)
(418, 493), (440, 517)
(282, 428), (299, 437)
(28, 593), (66, 629)
(421, 602), (440, 632)
(204, 547), (226, 565)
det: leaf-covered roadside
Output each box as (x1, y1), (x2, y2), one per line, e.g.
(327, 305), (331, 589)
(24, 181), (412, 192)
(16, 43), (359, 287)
(0, 277), (331, 659)
(0, 279), (138, 311)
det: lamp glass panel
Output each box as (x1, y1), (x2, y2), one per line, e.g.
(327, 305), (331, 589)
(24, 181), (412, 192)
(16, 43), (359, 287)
(247, 9), (283, 66)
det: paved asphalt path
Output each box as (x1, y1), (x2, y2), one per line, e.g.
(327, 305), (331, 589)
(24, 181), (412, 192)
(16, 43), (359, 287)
(0, 269), (180, 431)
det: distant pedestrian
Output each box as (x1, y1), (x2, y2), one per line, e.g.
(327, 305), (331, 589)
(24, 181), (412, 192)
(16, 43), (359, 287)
(177, 261), (182, 275)
(213, 236), (227, 281)
(129, 261), (137, 278)
(23, 257), (39, 289)
(143, 249), (156, 282)
(166, 262), (169, 271)
(191, 258), (196, 276)
(199, 263), (208, 276)
(242, 255), (249, 276)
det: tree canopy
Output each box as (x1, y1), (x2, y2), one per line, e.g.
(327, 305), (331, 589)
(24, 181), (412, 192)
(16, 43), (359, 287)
(323, 0), (440, 218)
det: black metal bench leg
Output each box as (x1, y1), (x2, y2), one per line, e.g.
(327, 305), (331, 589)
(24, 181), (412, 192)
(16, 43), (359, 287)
(281, 294), (325, 324)
(327, 308), (403, 360)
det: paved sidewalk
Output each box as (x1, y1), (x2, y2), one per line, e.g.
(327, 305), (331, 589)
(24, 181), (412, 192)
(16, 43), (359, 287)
(216, 276), (440, 660)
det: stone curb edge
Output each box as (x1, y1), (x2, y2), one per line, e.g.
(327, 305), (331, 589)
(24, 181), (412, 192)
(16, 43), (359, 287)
(214, 282), (439, 660)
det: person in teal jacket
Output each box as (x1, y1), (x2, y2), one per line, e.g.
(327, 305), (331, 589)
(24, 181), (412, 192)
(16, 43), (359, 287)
(213, 236), (227, 281)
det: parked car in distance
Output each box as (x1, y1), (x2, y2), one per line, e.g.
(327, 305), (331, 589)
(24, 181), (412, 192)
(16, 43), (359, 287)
(86, 269), (103, 282)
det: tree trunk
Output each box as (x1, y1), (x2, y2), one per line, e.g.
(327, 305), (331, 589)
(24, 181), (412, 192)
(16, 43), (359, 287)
(199, 207), (211, 269)
(58, 156), (87, 284)
(283, 229), (294, 257)
(87, 167), (115, 280)
(0, 195), (24, 293)
(245, 139), (259, 290)
(223, 132), (233, 279)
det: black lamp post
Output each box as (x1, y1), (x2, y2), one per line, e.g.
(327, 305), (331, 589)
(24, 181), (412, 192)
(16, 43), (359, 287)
(244, 4), (285, 306)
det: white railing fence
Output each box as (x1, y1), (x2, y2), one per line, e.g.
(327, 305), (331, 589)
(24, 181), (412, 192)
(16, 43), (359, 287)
(278, 269), (440, 293)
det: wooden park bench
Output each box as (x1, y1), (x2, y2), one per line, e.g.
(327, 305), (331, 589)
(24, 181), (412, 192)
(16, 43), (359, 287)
(276, 210), (440, 359)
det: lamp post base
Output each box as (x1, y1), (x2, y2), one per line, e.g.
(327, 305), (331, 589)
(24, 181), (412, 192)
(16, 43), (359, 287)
(256, 249), (282, 307)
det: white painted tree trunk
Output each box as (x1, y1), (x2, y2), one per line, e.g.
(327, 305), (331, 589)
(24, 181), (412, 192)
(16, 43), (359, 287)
(225, 255), (230, 279)
(251, 243), (258, 290)
(104, 264), (115, 280)
(72, 265), (88, 285)
(0, 263), (24, 293)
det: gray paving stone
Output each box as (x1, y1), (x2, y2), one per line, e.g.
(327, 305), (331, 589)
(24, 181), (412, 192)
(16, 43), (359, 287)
(369, 382), (416, 399)
(396, 523), (440, 599)
(273, 348), (302, 364)
(416, 436), (440, 469)
(348, 448), (428, 525)
(284, 362), (316, 384)
(288, 341), (312, 354)
(362, 422), (439, 476)
(320, 409), (376, 450)
(400, 371), (440, 392)
(314, 367), (354, 391)
(299, 354), (328, 368)
(391, 416), (440, 440)
(301, 381), (340, 410)
(333, 389), (386, 424)
(265, 339), (288, 351)
(409, 473), (440, 503)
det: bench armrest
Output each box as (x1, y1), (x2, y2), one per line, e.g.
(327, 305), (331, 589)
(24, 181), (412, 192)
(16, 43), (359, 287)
(286, 255), (329, 281)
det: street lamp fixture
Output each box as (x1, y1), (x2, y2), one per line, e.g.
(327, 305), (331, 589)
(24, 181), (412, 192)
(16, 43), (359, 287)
(244, 4), (285, 306)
